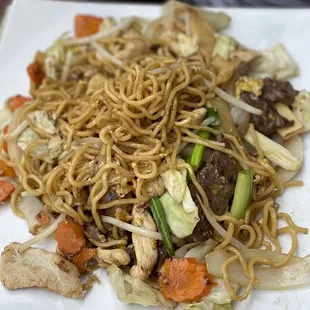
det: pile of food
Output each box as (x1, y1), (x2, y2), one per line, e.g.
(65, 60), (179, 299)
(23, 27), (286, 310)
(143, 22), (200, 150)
(1, 1), (310, 309)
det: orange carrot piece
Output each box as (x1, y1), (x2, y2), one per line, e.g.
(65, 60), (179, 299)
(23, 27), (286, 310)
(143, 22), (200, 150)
(56, 220), (86, 255)
(0, 160), (16, 177)
(74, 15), (103, 38)
(72, 248), (96, 273)
(35, 210), (50, 225)
(9, 95), (31, 112)
(27, 61), (45, 85)
(2, 126), (8, 152)
(0, 181), (15, 203)
(159, 258), (216, 303)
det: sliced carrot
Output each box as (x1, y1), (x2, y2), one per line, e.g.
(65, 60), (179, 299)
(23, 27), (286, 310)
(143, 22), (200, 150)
(72, 248), (96, 273)
(27, 61), (45, 85)
(0, 160), (16, 177)
(74, 15), (103, 38)
(9, 95), (31, 112)
(159, 258), (216, 303)
(2, 126), (8, 153)
(0, 181), (15, 203)
(35, 210), (50, 225)
(56, 220), (86, 255)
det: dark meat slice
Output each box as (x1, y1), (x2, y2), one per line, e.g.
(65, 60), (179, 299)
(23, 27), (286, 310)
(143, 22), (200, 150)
(187, 151), (241, 242)
(241, 91), (293, 136)
(261, 78), (298, 107)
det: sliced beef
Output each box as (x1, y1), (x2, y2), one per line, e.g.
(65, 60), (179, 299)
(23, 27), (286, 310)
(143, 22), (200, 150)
(261, 78), (298, 107)
(241, 91), (293, 136)
(187, 151), (241, 242)
(240, 78), (298, 136)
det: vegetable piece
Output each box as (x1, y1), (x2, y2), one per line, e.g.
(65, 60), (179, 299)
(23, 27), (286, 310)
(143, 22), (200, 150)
(212, 35), (237, 60)
(8, 95), (31, 112)
(276, 102), (304, 140)
(293, 90), (310, 131)
(0, 108), (12, 129)
(2, 126), (9, 152)
(206, 249), (310, 290)
(162, 1), (230, 32)
(56, 220), (86, 255)
(202, 277), (238, 305)
(277, 135), (304, 183)
(150, 197), (175, 257)
(0, 181), (14, 202)
(72, 248), (96, 273)
(230, 106), (250, 137)
(184, 239), (218, 264)
(160, 192), (199, 239)
(190, 108), (220, 171)
(161, 168), (186, 203)
(74, 14), (103, 38)
(175, 242), (200, 258)
(210, 97), (239, 136)
(249, 44), (299, 80)
(159, 257), (216, 303)
(182, 301), (233, 310)
(230, 170), (253, 220)
(190, 131), (210, 172)
(107, 264), (160, 306)
(27, 61), (45, 85)
(244, 129), (301, 171)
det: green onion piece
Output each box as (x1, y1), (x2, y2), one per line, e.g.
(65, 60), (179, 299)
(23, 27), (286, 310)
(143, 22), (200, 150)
(206, 107), (221, 127)
(150, 197), (175, 257)
(190, 131), (210, 171)
(230, 170), (253, 220)
(189, 108), (221, 171)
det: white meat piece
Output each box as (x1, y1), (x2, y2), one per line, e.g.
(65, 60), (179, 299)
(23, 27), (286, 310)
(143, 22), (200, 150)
(0, 243), (83, 299)
(96, 248), (130, 268)
(130, 207), (158, 280)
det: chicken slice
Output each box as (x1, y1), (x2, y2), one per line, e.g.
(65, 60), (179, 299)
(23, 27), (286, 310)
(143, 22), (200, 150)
(130, 207), (158, 280)
(0, 243), (83, 299)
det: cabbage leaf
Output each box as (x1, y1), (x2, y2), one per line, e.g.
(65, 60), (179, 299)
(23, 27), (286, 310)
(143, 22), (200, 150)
(249, 44), (299, 80)
(181, 301), (233, 310)
(293, 90), (310, 131)
(107, 264), (160, 306)
(160, 191), (199, 238)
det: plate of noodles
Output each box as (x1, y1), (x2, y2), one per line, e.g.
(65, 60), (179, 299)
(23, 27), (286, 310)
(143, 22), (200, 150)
(0, 0), (310, 309)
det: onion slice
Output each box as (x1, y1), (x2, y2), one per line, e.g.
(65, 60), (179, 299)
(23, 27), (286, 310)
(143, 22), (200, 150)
(206, 249), (309, 290)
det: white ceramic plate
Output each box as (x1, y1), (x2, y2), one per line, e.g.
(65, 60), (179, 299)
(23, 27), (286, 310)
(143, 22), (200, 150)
(0, 0), (310, 309)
